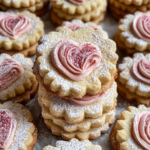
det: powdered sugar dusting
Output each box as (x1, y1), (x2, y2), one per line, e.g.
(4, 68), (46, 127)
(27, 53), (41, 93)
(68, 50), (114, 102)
(1, 102), (33, 150)
(118, 53), (150, 94)
(40, 82), (117, 119)
(0, 53), (34, 100)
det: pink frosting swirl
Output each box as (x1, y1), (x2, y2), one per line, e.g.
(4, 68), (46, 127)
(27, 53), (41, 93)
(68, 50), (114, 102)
(133, 112), (150, 150)
(68, 91), (107, 106)
(52, 39), (102, 81)
(131, 59), (150, 84)
(133, 14), (150, 42)
(0, 59), (24, 92)
(0, 109), (17, 150)
(0, 14), (31, 39)
(68, 0), (87, 5)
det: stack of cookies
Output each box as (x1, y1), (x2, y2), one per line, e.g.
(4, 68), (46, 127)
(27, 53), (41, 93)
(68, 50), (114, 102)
(50, 0), (107, 26)
(34, 27), (118, 140)
(108, 0), (150, 20)
(0, 0), (49, 16)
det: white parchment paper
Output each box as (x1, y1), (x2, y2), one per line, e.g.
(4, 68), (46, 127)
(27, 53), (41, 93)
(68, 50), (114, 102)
(25, 12), (133, 150)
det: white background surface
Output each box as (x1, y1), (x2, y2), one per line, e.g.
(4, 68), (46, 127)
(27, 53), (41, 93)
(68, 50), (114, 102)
(26, 12), (133, 150)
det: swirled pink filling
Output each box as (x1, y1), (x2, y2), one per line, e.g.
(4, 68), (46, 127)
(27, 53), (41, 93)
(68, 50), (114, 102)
(133, 112), (150, 150)
(131, 59), (150, 84)
(0, 14), (31, 39)
(68, 0), (87, 5)
(51, 39), (101, 81)
(0, 109), (17, 150)
(133, 14), (150, 42)
(0, 59), (24, 92)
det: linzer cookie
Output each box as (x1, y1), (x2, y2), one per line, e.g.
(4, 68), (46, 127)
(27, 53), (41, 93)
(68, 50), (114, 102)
(34, 28), (118, 99)
(43, 138), (102, 150)
(0, 10), (44, 56)
(115, 11), (150, 55)
(118, 53), (150, 106)
(0, 101), (37, 150)
(110, 105), (150, 150)
(0, 53), (38, 104)
(50, 0), (107, 25)
(0, 0), (49, 16)
(38, 82), (117, 124)
(56, 19), (103, 32)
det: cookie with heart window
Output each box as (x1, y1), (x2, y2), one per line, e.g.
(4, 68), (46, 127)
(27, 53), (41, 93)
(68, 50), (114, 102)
(0, 10), (44, 56)
(43, 138), (102, 150)
(0, 53), (38, 104)
(118, 53), (150, 106)
(34, 28), (118, 99)
(114, 11), (150, 55)
(0, 101), (37, 150)
(110, 105), (150, 150)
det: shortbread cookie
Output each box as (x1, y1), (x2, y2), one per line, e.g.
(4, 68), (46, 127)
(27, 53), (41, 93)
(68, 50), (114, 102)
(118, 53), (150, 106)
(50, 0), (103, 15)
(0, 0), (42, 8)
(0, 10), (44, 51)
(0, 101), (37, 150)
(34, 28), (118, 98)
(43, 138), (102, 150)
(115, 11), (150, 55)
(38, 82), (117, 124)
(50, 10), (106, 26)
(0, 0), (49, 16)
(44, 115), (115, 140)
(39, 96), (115, 132)
(117, 0), (150, 6)
(52, 1), (107, 22)
(110, 105), (150, 150)
(0, 43), (38, 57)
(0, 53), (38, 103)
(56, 19), (102, 31)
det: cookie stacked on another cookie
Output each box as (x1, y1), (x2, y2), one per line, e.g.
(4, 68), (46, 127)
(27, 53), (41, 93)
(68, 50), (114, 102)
(50, 0), (107, 26)
(34, 27), (118, 140)
(0, 10), (44, 56)
(115, 11), (150, 55)
(108, 0), (150, 20)
(0, 0), (49, 16)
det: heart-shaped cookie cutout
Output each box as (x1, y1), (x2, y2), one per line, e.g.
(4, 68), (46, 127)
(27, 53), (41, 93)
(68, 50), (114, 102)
(52, 39), (101, 81)
(0, 14), (31, 39)
(0, 59), (24, 92)
(132, 59), (150, 84)
(0, 110), (17, 150)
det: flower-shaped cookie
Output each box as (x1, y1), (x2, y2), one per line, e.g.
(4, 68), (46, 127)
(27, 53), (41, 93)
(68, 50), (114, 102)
(43, 138), (102, 150)
(56, 19), (103, 32)
(110, 105), (150, 150)
(39, 96), (115, 132)
(0, 53), (38, 103)
(0, 10), (44, 51)
(118, 0), (150, 6)
(0, 0), (42, 8)
(38, 82), (117, 124)
(118, 53), (150, 106)
(115, 11), (150, 55)
(0, 101), (37, 150)
(50, 0), (102, 15)
(35, 28), (118, 98)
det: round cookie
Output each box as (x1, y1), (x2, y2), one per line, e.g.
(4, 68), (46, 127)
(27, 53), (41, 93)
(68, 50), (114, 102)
(114, 11), (150, 55)
(34, 28), (118, 99)
(0, 101), (37, 150)
(38, 82), (117, 124)
(110, 105), (150, 150)
(0, 53), (38, 104)
(118, 53), (150, 106)
(43, 138), (102, 150)
(0, 10), (44, 55)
